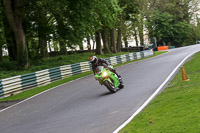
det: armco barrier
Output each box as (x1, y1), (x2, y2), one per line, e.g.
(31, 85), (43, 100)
(169, 46), (175, 49)
(0, 50), (153, 99)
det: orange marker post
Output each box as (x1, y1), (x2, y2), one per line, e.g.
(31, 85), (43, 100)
(182, 66), (189, 82)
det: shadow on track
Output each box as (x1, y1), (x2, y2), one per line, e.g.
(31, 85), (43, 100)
(98, 88), (123, 97)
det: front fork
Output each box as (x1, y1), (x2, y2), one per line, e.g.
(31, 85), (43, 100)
(103, 73), (119, 88)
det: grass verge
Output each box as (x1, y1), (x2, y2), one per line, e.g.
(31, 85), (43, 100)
(0, 51), (166, 102)
(120, 52), (200, 133)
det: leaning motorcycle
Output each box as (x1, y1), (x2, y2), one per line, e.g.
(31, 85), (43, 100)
(94, 66), (124, 93)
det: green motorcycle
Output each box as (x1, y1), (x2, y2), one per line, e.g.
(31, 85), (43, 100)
(94, 66), (124, 93)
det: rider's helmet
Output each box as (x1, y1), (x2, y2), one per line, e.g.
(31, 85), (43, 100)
(90, 56), (98, 64)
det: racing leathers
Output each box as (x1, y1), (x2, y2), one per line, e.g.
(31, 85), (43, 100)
(91, 58), (121, 78)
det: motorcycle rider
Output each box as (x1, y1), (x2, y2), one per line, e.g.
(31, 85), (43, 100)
(90, 56), (121, 79)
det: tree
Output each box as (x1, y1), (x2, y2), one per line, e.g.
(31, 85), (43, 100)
(0, 1), (5, 61)
(92, 0), (121, 54)
(146, 0), (200, 47)
(2, 17), (17, 61)
(110, 28), (117, 53)
(135, 0), (148, 46)
(118, 0), (139, 49)
(147, 11), (192, 47)
(95, 31), (102, 55)
(117, 27), (122, 52)
(138, 14), (144, 46)
(195, 17), (200, 41)
(46, 0), (69, 55)
(101, 27), (110, 54)
(3, 0), (29, 68)
(86, 35), (91, 52)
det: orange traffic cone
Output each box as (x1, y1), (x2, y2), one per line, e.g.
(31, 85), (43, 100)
(182, 66), (189, 81)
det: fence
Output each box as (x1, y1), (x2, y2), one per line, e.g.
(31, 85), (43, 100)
(0, 50), (153, 99)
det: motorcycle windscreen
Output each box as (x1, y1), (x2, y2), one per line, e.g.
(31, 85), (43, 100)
(95, 66), (104, 73)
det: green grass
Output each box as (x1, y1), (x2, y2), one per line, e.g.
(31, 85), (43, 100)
(0, 51), (166, 102)
(121, 52), (200, 133)
(0, 52), (130, 79)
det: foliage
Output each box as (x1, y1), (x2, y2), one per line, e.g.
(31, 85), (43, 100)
(0, 1), (5, 60)
(0, 0), (200, 68)
(147, 11), (193, 46)
(0, 0), (121, 64)
(145, 0), (200, 47)
(193, 17), (200, 42)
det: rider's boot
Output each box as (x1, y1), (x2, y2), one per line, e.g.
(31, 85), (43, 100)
(113, 70), (121, 79)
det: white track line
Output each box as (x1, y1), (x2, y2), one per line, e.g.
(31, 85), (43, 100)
(113, 51), (199, 133)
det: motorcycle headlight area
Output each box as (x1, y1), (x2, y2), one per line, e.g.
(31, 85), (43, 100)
(102, 71), (108, 77)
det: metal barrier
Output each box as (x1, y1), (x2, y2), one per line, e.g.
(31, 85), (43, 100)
(0, 50), (153, 99)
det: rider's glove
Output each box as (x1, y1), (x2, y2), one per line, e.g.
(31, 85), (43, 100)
(104, 65), (108, 68)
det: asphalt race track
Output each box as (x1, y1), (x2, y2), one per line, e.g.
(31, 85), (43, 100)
(0, 44), (200, 133)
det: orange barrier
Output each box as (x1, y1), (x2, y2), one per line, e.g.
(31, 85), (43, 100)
(157, 46), (169, 51)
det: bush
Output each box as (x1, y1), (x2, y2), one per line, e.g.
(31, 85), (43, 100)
(0, 61), (18, 71)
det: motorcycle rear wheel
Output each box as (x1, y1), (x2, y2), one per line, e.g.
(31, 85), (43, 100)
(104, 80), (116, 93)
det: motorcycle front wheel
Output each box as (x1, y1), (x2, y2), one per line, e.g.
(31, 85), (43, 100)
(118, 78), (124, 89)
(104, 80), (116, 93)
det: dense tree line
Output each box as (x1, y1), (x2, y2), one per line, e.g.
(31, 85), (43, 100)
(0, 0), (199, 69)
